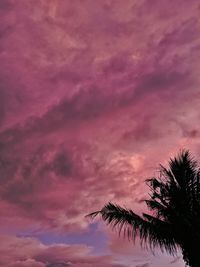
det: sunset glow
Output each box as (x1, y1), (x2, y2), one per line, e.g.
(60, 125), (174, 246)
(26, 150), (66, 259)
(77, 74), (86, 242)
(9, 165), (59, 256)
(0, 0), (200, 266)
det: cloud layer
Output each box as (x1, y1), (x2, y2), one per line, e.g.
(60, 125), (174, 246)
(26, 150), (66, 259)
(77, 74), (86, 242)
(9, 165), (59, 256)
(0, 235), (126, 267)
(0, 0), (200, 266)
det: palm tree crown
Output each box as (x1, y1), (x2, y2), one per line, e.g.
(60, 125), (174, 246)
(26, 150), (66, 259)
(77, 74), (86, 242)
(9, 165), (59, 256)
(87, 150), (200, 267)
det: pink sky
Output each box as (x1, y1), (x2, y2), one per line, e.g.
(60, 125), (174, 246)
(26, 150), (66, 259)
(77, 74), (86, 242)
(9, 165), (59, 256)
(0, 0), (200, 266)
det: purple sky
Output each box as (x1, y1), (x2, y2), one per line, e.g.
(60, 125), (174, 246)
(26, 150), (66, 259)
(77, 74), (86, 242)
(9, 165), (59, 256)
(0, 0), (200, 266)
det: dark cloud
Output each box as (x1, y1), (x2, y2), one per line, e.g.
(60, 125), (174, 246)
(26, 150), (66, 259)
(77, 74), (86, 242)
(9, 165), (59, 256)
(137, 70), (186, 92)
(40, 150), (73, 178)
(46, 263), (71, 267)
(0, 0), (12, 11)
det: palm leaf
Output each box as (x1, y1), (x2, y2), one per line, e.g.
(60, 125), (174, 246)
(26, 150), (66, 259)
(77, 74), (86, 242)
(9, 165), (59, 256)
(87, 202), (177, 254)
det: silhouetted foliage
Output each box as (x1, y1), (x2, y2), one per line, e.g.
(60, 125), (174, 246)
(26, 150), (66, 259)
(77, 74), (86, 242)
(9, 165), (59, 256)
(87, 150), (200, 267)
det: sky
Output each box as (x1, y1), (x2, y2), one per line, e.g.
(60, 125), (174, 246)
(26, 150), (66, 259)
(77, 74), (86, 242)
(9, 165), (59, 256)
(0, 0), (200, 266)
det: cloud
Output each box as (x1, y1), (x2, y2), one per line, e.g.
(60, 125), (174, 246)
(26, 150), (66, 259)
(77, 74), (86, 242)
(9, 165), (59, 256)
(0, 235), (127, 267)
(9, 259), (45, 267)
(0, 1), (199, 266)
(135, 264), (149, 267)
(170, 256), (181, 264)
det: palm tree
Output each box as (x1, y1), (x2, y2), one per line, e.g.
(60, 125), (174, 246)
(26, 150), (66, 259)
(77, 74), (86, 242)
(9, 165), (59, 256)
(87, 150), (200, 267)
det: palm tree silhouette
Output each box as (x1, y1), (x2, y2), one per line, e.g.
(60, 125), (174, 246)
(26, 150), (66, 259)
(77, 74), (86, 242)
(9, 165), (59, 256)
(87, 150), (200, 267)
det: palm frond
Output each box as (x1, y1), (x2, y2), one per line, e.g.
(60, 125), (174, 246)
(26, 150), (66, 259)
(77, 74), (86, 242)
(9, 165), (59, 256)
(145, 199), (168, 219)
(168, 150), (197, 188)
(87, 202), (177, 254)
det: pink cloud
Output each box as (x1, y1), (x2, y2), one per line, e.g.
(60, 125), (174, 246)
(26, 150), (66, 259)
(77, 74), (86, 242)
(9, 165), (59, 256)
(0, 235), (126, 267)
(0, 1), (199, 266)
